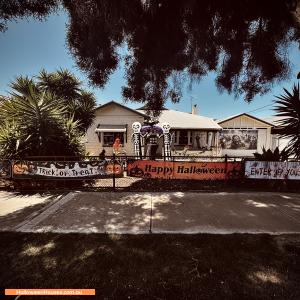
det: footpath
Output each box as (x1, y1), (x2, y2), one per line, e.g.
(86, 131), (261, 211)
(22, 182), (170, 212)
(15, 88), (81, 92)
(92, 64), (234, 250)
(1, 191), (300, 234)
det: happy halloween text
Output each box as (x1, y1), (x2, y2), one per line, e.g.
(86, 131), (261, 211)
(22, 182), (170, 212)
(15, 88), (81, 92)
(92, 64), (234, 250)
(144, 164), (227, 175)
(128, 160), (241, 180)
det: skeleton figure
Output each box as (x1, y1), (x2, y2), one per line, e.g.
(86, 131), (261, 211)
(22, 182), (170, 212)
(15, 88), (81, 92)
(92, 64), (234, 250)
(162, 122), (172, 160)
(132, 122), (142, 159)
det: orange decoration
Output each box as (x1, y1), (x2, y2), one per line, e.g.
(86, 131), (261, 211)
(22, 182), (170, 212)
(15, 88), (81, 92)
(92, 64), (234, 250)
(13, 163), (28, 175)
(128, 160), (241, 180)
(106, 163), (123, 175)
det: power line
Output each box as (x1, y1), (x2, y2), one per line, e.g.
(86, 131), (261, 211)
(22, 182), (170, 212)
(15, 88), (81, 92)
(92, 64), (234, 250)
(246, 104), (273, 114)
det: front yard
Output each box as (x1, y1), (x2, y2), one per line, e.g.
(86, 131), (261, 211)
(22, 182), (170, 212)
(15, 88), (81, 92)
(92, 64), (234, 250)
(1, 233), (300, 299)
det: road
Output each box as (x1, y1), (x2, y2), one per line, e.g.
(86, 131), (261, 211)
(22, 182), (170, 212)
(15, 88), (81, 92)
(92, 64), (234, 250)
(0, 190), (300, 234)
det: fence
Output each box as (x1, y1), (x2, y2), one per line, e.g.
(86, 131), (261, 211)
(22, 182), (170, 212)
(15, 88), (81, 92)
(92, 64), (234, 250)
(126, 158), (242, 180)
(1, 156), (300, 190)
(245, 160), (300, 180)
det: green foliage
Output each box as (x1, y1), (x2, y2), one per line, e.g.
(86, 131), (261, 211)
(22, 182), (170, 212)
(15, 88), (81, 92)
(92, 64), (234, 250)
(274, 84), (300, 158)
(37, 68), (81, 102)
(37, 69), (96, 131)
(254, 147), (290, 161)
(63, 0), (300, 114)
(0, 120), (27, 159)
(1, 1), (299, 113)
(0, 0), (59, 32)
(0, 72), (93, 158)
(69, 90), (97, 131)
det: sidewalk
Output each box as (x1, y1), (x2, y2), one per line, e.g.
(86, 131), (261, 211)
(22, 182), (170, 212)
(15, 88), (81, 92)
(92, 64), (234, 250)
(1, 191), (300, 234)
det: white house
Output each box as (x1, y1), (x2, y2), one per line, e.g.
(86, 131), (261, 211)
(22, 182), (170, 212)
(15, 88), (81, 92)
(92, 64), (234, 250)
(85, 101), (222, 156)
(85, 101), (284, 158)
(263, 116), (291, 152)
(85, 101), (147, 156)
(137, 107), (222, 156)
(217, 113), (274, 157)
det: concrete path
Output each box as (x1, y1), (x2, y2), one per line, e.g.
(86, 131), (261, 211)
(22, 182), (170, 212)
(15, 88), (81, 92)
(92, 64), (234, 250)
(0, 191), (64, 231)
(1, 191), (300, 234)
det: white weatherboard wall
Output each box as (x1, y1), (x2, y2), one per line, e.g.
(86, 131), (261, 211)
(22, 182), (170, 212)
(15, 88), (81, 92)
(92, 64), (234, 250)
(85, 103), (145, 156)
(219, 114), (273, 157)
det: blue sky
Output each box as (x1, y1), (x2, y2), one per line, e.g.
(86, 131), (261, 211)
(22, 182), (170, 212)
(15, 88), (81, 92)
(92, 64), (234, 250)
(0, 9), (299, 119)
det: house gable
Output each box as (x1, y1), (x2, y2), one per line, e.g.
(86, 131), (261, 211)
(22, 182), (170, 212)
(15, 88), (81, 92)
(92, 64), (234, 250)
(95, 101), (147, 118)
(85, 101), (146, 156)
(218, 113), (273, 129)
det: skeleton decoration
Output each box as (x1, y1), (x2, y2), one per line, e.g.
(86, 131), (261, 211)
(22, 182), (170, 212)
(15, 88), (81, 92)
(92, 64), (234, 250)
(132, 122), (142, 159)
(162, 122), (172, 159)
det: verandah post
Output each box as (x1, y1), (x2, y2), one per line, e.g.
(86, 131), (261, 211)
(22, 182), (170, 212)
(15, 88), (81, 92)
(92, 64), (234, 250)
(113, 153), (116, 191)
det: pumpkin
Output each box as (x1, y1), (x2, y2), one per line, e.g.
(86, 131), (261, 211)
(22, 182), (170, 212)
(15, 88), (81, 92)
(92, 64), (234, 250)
(129, 166), (144, 177)
(13, 163), (28, 175)
(106, 163), (123, 175)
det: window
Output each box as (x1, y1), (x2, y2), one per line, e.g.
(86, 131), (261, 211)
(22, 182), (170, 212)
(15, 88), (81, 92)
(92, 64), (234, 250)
(171, 130), (192, 146)
(95, 124), (127, 146)
(170, 130), (179, 144)
(178, 130), (189, 145)
(103, 133), (124, 147)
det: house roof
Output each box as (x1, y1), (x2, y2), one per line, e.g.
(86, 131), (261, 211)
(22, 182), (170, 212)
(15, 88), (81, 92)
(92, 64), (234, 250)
(138, 109), (222, 130)
(137, 105), (168, 110)
(95, 101), (148, 118)
(217, 113), (274, 127)
(263, 116), (288, 126)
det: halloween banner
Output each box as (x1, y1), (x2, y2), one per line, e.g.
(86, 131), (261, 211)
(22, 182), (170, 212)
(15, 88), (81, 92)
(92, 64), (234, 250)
(128, 160), (241, 180)
(13, 160), (123, 179)
(245, 161), (300, 180)
(219, 129), (258, 150)
(0, 160), (11, 178)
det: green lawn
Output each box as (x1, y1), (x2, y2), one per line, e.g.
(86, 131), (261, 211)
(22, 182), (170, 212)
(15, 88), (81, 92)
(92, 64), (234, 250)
(0, 233), (300, 299)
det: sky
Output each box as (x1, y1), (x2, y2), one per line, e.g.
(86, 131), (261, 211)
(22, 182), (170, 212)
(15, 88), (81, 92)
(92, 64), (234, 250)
(0, 9), (300, 120)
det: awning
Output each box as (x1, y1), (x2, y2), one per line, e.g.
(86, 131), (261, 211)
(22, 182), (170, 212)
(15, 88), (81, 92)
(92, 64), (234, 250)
(95, 124), (127, 133)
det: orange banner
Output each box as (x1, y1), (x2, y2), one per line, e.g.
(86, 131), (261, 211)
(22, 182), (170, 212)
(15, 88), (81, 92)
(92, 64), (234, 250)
(128, 160), (241, 180)
(5, 289), (95, 296)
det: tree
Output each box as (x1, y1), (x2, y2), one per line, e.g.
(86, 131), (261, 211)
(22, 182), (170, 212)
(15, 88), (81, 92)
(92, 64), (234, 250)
(254, 147), (289, 161)
(274, 83), (300, 158)
(1, 0), (300, 113)
(63, 0), (300, 114)
(37, 69), (97, 131)
(0, 0), (58, 32)
(0, 76), (87, 158)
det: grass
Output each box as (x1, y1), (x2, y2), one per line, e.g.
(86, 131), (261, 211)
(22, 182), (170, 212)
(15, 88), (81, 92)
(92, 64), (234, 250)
(0, 233), (300, 299)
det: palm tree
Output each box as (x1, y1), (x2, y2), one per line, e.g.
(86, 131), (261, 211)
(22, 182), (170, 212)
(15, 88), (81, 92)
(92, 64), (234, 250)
(68, 90), (97, 131)
(274, 83), (300, 158)
(254, 147), (289, 161)
(37, 68), (81, 102)
(37, 69), (96, 132)
(0, 78), (84, 158)
(0, 120), (27, 159)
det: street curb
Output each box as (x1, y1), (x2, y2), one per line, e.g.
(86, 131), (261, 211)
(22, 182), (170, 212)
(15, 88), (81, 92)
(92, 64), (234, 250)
(14, 192), (77, 232)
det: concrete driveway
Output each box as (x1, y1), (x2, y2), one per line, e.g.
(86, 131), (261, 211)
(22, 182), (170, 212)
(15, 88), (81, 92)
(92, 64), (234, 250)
(1, 191), (300, 234)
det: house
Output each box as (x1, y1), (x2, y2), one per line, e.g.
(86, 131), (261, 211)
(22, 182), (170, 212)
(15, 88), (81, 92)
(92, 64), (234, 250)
(217, 113), (274, 157)
(85, 101), (282, 158)
(85, 101), (147, 156)
(85, 101), (222, 156)
(264, 116), (291, 152)
(137, 106), (222, 156)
